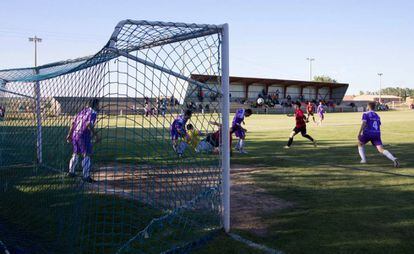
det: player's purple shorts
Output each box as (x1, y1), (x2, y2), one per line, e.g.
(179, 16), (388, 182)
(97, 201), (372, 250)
(72, 136), (93, 155)
(232, 125), (245, 138)
(359, 133), (382, 146)
(170, 129), (181, 140)
(318, 112), (324, 119)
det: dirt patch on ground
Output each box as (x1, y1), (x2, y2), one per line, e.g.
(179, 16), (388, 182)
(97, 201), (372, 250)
(231, 166), (294, 237)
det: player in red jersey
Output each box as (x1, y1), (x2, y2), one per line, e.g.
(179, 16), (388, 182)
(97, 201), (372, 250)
(306, 101), (316, 123)
(285, 102), (317, 148)
(196, 121), (233, 155)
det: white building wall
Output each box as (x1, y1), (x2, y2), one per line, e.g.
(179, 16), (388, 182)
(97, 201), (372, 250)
(229, 83), (245, 98)
(286, 86), (301, 100)
(248, 84), (265, 99)
(303, 87), (316, 100)
(268, 85), (284, 95)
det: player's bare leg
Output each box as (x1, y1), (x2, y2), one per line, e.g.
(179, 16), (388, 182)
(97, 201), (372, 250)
(376, 145), (399, 167)
(302, 133), (317, 147)
(284, 131), (297, 148)
(358, 142), (367, 164)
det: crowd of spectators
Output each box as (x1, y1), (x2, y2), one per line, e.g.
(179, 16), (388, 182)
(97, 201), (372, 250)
(246, 89), (336, 109)
(143, 96), (179, 117)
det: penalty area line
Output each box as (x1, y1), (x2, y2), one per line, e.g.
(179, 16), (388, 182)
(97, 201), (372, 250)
(228, 233), (284, 254)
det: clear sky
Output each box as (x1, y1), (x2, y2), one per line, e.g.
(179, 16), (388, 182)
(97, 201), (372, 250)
(0, 0), (413, 94)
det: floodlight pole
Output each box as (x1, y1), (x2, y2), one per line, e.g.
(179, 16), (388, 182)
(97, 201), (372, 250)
(377, 73), (383, 104)
(221, 23), (230, 233)
(29, 36), (43, 164)
(306, 57), (315, 81)
(29, 36), (42, 67)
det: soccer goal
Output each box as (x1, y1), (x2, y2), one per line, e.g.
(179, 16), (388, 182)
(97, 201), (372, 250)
(0, 20), (230, 253)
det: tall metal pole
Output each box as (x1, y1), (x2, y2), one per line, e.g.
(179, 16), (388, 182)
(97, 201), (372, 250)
(29, 36), (42, 67)
(221, 23), (230, 233)
(377, 73), (383, 104)
(306, 57), (315, 81)
(29, 36), (43, 164)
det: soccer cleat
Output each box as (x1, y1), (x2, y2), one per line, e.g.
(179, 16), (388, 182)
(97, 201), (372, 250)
(284, 145), (290, 149)
(66, 172), (76, 178)
(313, 141), (317, 147)
(83, 177), (96, 183)
(239, 149), (248, 154)
(178, 153), (183, 158)
(393, 159), (400, 168)
(360, 160), (367, 164)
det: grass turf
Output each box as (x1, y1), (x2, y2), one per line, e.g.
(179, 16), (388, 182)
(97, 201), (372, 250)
(214, 110), (414, 254)
(1, 110), (413, 253)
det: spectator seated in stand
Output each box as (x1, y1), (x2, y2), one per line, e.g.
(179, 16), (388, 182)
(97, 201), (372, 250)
(197, 88), (204, 102)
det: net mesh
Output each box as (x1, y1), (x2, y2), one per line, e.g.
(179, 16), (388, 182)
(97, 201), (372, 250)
(0, 20), (225, 254)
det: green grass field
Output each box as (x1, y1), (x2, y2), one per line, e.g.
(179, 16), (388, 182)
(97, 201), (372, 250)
(204, 110), (414, 254)
(1, 110), (413, 253)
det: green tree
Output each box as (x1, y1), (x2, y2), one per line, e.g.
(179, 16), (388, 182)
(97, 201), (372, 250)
(380, 87), (414, 100)
(313, 75), (337, 83)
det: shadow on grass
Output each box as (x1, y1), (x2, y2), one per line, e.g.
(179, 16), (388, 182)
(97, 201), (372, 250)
(0, 124), (223, 254)
(229, 139), (414, 254)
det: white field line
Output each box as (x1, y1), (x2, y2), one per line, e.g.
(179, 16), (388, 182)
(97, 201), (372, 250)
(229, 233), (284, 254)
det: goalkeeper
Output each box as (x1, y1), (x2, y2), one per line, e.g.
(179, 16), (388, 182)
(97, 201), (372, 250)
(66, 99), (100, 183)
(196, 121), (232, 155)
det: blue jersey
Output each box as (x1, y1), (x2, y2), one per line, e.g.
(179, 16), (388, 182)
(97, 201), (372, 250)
(232, 109), (245, 127)
(362, 111), (381, 135)
(171, 115), (187, 135)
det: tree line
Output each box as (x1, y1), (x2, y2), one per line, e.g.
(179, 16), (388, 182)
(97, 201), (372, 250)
(359, 87), (414, 100)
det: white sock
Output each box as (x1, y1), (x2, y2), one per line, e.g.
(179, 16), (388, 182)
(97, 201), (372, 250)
(358, 146), (366, 162)
(239, 139), (244, 150)
(69, 154), (79, 173)
(382, 150), (396, 161)
(82, 156), (91, 178)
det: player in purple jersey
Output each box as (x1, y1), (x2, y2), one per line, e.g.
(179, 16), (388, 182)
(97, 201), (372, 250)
(317, 101), (325, 126)
(357, 102), (399, 167)
(170, 109), (192, 157)
(66, 99), (100, 183)
(230, 108), (252, 154)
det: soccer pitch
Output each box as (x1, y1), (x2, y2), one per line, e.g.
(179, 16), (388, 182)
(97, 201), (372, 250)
(1, 110), (413, 253)
(205, 109), (414, 254)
